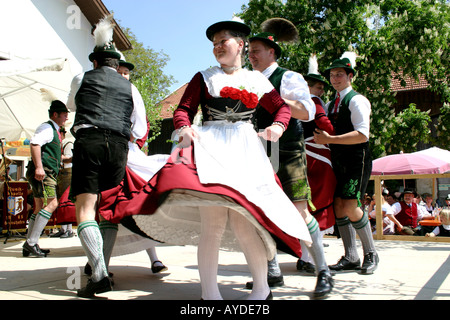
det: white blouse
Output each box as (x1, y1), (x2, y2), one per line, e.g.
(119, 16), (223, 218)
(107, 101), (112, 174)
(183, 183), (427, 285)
(262, 63), (316, 122)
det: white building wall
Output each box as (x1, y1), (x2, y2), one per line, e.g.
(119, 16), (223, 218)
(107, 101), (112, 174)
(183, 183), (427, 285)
(0, 0), (95, 75)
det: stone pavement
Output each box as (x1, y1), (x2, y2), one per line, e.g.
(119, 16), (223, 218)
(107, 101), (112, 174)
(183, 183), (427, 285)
(1, 233), (449, 302)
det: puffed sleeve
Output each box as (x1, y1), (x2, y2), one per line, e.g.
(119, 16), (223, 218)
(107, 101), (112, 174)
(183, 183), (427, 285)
(173, 72), (204, 130)
(258, 89), (291, 129)
(313, 97), (335, 135)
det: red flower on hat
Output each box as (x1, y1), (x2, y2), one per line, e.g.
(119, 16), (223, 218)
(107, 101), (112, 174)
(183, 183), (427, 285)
(220, 86), (259, 109)
(268, 36), (274, 41)
(347, 63), (351, 67)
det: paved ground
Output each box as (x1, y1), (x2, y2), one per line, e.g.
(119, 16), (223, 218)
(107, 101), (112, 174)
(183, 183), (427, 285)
(1, 233), (449, 303)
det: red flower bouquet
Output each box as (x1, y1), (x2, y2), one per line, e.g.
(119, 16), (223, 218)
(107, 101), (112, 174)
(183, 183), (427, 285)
(220, 86), (259, 109)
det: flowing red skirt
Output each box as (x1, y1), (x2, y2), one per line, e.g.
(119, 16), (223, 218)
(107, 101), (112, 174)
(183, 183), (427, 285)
(99, 146), (302, 258)
(306, 142), (336, 231)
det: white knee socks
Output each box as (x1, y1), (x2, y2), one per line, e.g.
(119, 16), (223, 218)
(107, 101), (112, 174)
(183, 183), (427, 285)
(78, 221), (108, 282)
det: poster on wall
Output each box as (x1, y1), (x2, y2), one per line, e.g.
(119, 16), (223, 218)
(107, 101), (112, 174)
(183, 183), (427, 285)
(2, 181), (57, 232)
(2, 181), (29, 231)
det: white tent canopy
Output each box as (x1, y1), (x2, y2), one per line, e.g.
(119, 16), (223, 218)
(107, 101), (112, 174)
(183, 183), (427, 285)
(0, 58), (74, 142)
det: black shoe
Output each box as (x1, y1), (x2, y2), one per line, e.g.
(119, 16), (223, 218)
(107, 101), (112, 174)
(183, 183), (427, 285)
(245, 275), (284, 289)
(84, 262), (92, 276)
(22, 242), (46, 257)
(36, 244), (50, 254)
(313, 270), (334, 299)
(151, 260), (168, 273)
(50, 230), (64, 238)
(77, 277), (113, 298)
(60, 231), (74, 238)
(329, 256), (360, 271)
(296, 259), (316, 274)
(360, 252), (379, 275)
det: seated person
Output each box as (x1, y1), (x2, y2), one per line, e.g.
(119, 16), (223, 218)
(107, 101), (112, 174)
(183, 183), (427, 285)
(425, 209), (450, 237)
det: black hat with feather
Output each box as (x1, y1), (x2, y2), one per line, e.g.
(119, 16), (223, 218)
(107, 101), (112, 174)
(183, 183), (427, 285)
(249, 18), (298, 58)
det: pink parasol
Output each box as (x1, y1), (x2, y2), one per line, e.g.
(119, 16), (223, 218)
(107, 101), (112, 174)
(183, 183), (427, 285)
(372, 151), (450, 175)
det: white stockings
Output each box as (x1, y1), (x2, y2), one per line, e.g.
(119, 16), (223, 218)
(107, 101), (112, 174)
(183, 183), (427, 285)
(198, 206), (270, 300)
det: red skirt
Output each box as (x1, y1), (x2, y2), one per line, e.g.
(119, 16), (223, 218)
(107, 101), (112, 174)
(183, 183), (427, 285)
(55, 187), (77, 224)
(306, 140), (336, 231)
(99, 146), (302, 258)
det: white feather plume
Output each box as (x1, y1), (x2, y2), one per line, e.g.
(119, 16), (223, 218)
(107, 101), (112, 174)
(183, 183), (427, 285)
(93, 14), (115, 48)
(231, 15), (245, 24)
(340, 51), (357, 68)
(308, 54), (319, 75)
(40, 88), (58, 103)
(117, 49), (126, 61)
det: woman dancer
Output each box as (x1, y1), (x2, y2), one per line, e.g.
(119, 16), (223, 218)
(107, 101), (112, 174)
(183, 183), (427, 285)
(101, 19), (311, 300)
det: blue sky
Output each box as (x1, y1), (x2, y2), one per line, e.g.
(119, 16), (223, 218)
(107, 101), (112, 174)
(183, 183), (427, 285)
(102, 0), (249, 93)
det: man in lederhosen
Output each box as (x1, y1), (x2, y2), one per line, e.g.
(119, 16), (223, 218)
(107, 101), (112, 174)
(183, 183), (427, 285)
(314, 52), (379, 274)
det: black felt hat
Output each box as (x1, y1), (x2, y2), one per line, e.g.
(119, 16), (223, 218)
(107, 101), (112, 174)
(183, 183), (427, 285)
(88, 15), (121, 62)
(206, 19), (251, 41)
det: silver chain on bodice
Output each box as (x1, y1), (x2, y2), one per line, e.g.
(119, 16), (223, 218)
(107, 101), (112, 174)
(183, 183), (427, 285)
(205, 101), (256, 123)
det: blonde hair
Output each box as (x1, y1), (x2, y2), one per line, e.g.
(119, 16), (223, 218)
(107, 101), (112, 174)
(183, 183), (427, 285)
(440, 208), (450, 220)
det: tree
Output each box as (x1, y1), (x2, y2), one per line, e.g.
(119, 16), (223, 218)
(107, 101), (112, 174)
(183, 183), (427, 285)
(433, 102), (450, 150)
(120, 26), (176, 143)
(239, 0), (449, 158)
(388, 104), (432, 154)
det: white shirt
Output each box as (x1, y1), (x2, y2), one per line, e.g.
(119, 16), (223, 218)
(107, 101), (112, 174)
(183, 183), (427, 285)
(30, 119), (60, 146)
(261, 63), (316, 122)
(325, 86), (371, 139)
(66, 67), (147, 140)
(391, 201), (431, 220)
(62, 139), (73, 169)
(369, 202), (395, 234)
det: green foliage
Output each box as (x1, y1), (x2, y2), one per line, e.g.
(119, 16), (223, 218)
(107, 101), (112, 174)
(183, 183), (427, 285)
(388, 104), (432, 154)
(132, 76), (163, 143)
(120, 26), (176, 144)
(433, 102), (450, 150)
(238, 0), (450, 158)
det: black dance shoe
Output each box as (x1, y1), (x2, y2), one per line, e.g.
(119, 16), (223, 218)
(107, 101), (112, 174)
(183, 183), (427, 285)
(296, 259), (316, 274)
(22, 242), (47, 257)
(329, 256), (360, 271)
(77, 277), (113, 298)
(151, 260), (168, 273)
(360, 252), (379, 275)
(245, 275), (284, 289)
(36, 244), (50, 254)
(313, 270), (334, 299)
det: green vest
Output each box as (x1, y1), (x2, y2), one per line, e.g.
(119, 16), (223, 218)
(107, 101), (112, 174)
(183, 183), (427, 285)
(259, 67), (304, 151)
(328, 89), (369, 151)
(40, 121), (62, 175)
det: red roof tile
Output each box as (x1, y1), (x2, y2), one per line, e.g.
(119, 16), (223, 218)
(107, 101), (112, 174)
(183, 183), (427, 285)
(158, 83), (188, 119)
(391, 72), (429, 92)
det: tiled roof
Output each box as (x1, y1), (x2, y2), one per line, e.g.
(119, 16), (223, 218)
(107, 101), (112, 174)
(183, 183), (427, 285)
(391, 72), (429, 92)
(158, 83), (188, 119)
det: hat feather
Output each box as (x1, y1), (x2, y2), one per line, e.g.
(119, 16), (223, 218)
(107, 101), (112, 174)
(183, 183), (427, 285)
(231, 15), (245, 24)
(261, 18), (298, 42)
(40, 88), (58, 103)
(308, 54), (319, 75)
(340, 51), (357, 68)
(93, 14), (115, 48)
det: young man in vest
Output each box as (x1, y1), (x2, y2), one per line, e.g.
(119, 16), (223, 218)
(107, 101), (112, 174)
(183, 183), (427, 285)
(314, 52), (379, 274)
(248, 19), (334, 299)
(24, 99), (69, 257)
(66, 15), (147, 298)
